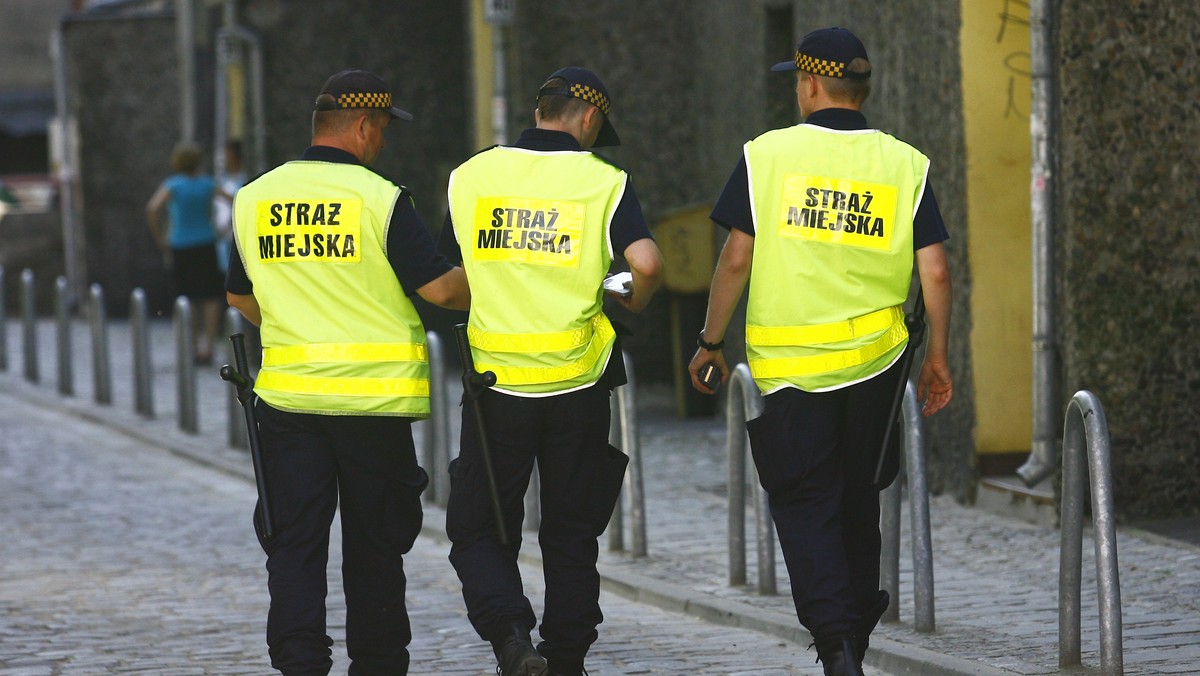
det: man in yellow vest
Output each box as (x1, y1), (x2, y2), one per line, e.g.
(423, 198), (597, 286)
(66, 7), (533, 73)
(440, 66), (663, 676)
(226, 69), (469, 676)
(688, 28), (953, 676)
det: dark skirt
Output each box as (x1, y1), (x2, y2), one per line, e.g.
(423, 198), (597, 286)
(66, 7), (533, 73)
(171, 243), (225, 300)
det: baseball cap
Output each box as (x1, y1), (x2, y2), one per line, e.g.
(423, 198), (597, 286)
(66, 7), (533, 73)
(771, 27), (872, 79)
(537, 66), (621, 147)
(314, 69), (414, 121)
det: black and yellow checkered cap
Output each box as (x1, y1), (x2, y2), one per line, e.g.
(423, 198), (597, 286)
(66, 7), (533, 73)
(770, 27), (872, 80)
(536, 66), (621, 147)
(315, 69), (414, 121)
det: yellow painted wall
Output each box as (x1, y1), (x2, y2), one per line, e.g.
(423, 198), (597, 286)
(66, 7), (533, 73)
(469, 0), (494, 151)
(961, 0), (1033, 454)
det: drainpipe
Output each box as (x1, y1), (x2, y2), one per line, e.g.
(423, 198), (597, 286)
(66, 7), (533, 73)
(51, 25), (83, 307)
(1017, 0), (1059, 487)
(176, 0), (196, 143)
(215, 0), (266, 176)
(484, 0), (514, 145)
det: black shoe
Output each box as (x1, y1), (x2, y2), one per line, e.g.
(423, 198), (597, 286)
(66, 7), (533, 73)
(819, 636), (865, 676)
(493, 626), (548, 676)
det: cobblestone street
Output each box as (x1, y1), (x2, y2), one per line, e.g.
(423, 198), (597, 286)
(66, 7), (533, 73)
(0, 388), (840, 675)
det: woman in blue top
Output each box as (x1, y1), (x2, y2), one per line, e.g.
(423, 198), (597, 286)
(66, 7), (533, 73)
(146, 143), (230, 363)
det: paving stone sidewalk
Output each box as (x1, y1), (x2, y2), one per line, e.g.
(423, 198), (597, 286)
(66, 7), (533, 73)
(4, 317), (1200, 674)
(0, 383), (872, 675)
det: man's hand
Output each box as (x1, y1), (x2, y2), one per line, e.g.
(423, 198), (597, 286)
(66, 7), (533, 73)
(916, 356), (952, 416)
(687, 347), (729, 394)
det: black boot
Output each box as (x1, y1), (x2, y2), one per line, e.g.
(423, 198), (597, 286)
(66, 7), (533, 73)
(818, 636), (865, 676)
(854, 590), (890, 664)
(491, 624), (548, 676)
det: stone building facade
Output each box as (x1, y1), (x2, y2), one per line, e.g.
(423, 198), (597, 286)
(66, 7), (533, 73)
(52, 0), (1200, 517)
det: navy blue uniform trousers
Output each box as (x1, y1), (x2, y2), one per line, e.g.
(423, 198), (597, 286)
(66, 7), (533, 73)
(745, 358), (904, 647)
(446, 382), (618, 674)
(255, 400), (428, 676)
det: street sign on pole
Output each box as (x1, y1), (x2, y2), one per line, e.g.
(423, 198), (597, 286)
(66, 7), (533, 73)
(485, 0), (514, 25)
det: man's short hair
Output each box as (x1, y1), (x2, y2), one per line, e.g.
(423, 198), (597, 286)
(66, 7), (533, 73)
(312, 98), (389, 136)
(536, 77), (592, 122)
(810, 57), (872, 104)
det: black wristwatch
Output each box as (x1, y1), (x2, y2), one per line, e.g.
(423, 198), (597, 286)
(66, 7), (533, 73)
(697, 330), (725, 351)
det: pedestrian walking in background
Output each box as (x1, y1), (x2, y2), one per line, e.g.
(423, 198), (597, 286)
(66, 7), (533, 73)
(145, 142), (230, 363)
(688, 27), (954, 676)
(214, 138), (247, 275)
(440, 66), (664, 676)
(226, 69), (470, 676)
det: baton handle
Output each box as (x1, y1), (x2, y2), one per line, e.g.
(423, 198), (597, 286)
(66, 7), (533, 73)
(872, 292), (927, 486)
(221, 332), (274, 541)
(454, 324), (496, 398)
(452, 323), (508, 545)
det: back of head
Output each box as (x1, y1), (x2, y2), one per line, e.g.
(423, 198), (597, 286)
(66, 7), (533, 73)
(535, 66), (621, 147)
(310, 69), (413, 138)
(536, 77), (592, 123)
(772, 27), (873, 106)
(170, 143), (203, 174)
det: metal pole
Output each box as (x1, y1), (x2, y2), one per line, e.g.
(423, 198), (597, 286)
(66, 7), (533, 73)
(0, 265), (7, 371)
(1019, 0), (1060, 488)
(55, 276), (73, 396)
(175, 0), (197, 143)
(484, 0), (513, 145)
(89, 284), (111, 405)
(1059, 391), (1123, 674)
(879, 456), (902, 623)
(225, 306), (247, 448)
(174, 296), (197, 433)
(524, 464), (541, 533)
(727, 363), (767, 589)
(607, 406), (624, 552)
(753, 459), (776, 595)
(726, 364), (750, 586)
(130, 288), (154, 418)
(21, 268), (37, 383)
(51, 28), (84, 304)
(618, 351), (647, 557)
(904, 381), (936, 633)
(429, 332), (453, 507)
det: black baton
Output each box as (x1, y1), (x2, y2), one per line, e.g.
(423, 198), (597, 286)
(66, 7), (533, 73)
(220, 332), (275, 542)
(453, 322), (509, 545)
(872, 288), (927, 486)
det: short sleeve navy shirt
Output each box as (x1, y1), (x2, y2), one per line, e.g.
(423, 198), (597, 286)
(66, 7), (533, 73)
(710, 109), (949, 250)
(225, 146), (452, 296)
(437, 128), (653, 262)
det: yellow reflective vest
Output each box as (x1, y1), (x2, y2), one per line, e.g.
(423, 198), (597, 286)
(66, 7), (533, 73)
(232, 159), (430, 417)
(448, 146), (622, 395)
(744, 123), (929, 393)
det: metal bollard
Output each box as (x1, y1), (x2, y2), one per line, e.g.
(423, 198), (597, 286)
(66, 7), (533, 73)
(524, 465), (541, 532)
(1059, 391), (1122, 674)
(726, 363), (774, 593)
(89, 284), (112, 404)
(880, 457), (902, 622)
(55, 276), (74, 396)
(225, 307), (247, 448)
(607, 351), (647, 556)
(21, 268), (37, 383)
(880, 382), (936, 631)
(130, 288), (154, 417)
(424, 331), (452, 506)
(174, 296), (198, 433)
(607, 409), (624, 552)
(616, 351), (647, 557)
(905, 381), (936, 633)
(0, 265), (7, 371)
